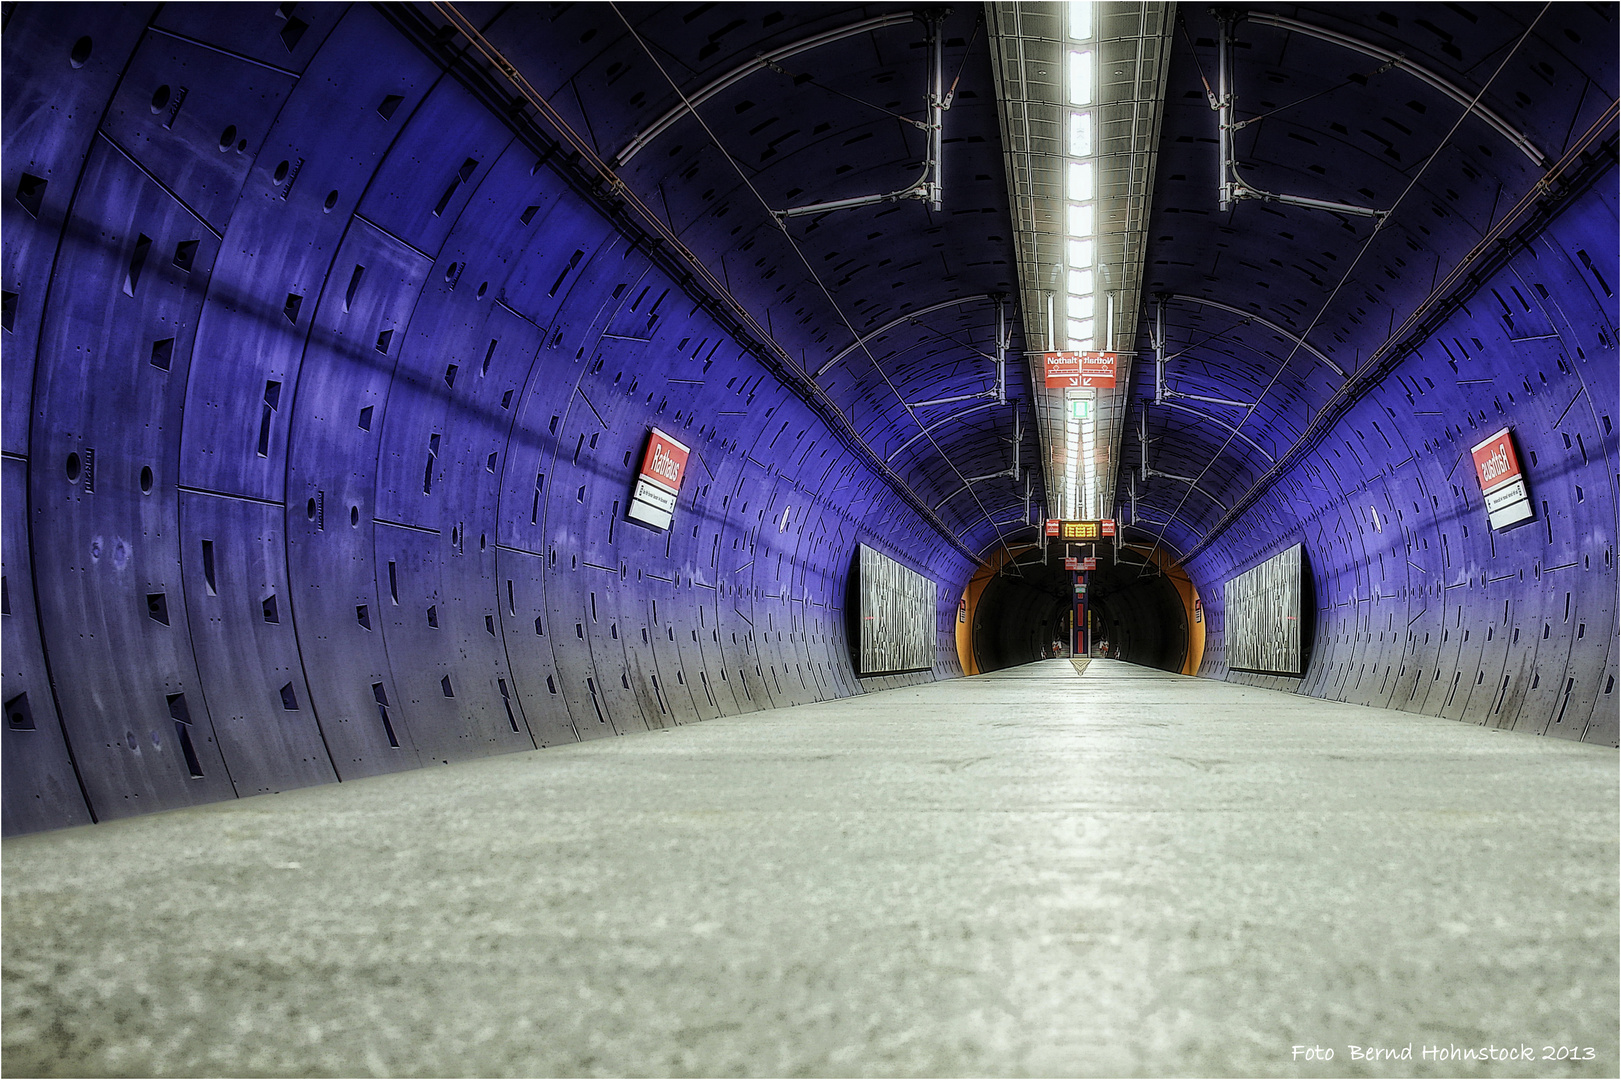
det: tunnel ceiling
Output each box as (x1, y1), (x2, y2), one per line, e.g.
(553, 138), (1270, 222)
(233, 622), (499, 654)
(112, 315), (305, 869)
(1121, 2), (1617, 561)
(413, 1), (1045, 560)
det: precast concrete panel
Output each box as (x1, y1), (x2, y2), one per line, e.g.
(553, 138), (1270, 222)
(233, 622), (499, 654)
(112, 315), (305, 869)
(373, 148), (548, 530)
(178, 4), (441, 499)
(29, 141), (236, 818)
(100, 34), (296, 235)
(176, 492), (337, 795)
(352, 79), (513, 260)
(1, 458), (94, 834)
(283, 218), (431, 776)
(541, 357), (650, 736)
(713, 456), (771, 712)
(371, 523), (533, 761)
(0, 3), (155, 455)
(492, 545), (578, 747)
(494, 200), (608, 332)
(151, 3), (346, 76)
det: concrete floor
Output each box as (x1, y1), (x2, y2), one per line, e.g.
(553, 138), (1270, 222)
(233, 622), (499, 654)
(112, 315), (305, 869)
(3, 660), (1616, 1077)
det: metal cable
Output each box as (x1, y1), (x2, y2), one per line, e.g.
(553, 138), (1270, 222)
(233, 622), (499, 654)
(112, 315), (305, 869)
(761, 58), (928, 128)
(429, 1), (984, 560)
(1133, 3), (1552, 583)
(610, 3), (1033, 574)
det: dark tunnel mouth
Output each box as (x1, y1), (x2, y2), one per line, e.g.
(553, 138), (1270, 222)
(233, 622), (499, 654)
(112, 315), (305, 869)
(970, 543), (1199, 673)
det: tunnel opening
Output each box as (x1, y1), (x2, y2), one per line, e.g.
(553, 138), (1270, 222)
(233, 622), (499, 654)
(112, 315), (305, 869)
(962, 542), (1202, 675)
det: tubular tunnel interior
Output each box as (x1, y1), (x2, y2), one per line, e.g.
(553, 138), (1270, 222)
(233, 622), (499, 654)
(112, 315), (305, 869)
(2, 2), (1615, 835)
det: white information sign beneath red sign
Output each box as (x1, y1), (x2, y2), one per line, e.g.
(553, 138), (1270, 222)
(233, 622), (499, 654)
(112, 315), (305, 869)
(1043, 350), (1117, 389)
(1470, 426), (1533, 530)
(627, 427), (691, 531)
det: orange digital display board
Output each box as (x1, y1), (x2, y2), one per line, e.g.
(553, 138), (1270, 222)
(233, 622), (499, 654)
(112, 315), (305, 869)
(1046, 519), (1116, 540)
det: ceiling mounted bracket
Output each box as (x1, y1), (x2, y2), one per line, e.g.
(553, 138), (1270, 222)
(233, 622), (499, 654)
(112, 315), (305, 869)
(904, 294), (1009, 408)
(1212, 8), (1389, 221)
(1134, 406), (1226, 513)
(773, 9), (950, 222)
(1149, 297), (1257, 410)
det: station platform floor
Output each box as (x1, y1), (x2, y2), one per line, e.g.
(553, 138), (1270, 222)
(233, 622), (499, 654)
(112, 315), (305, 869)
(4, 659), (1616, 1077)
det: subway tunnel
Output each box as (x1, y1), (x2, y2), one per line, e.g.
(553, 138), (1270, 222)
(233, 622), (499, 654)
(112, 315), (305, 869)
(2, 2), (1617, 1075)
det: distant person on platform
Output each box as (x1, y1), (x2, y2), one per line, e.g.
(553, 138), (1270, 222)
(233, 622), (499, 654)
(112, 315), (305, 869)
(1096, 640), (1109, 659)
(1052, 639), (1064, 658)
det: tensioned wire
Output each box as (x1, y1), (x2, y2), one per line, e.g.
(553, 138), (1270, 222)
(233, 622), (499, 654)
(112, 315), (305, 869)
(1131, 4), (1552, 584)
(610, 4), (1035, 576)
(431, 1), (986, 564)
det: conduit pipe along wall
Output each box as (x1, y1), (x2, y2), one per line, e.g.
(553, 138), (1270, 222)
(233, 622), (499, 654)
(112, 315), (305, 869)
(1, 4), (1037, 834)
(1125, 5), (1618, 743)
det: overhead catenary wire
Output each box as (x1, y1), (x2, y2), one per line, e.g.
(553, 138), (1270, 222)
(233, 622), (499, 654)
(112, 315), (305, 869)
(1132, 3), (1553, 583)
(610, 3), (1034, 576)
(1182, 93), (1619, 564)
(761, 58), (928, 129)
(1229, 57), (1400, 131)
(428, 1), (984, 562)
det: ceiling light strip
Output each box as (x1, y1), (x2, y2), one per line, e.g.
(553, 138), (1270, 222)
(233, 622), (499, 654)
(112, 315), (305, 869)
(988, 1), (1172, 525)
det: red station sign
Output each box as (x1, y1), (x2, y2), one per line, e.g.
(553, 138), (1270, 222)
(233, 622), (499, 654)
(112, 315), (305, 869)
(627, 427), (692, 531)
(1043, 350), (1118, 389)
(639, 428), (690, 493)
(1469, 426), (1533, 530)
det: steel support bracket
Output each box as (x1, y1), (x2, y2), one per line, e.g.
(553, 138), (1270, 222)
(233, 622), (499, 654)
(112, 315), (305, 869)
(774, 10), (949, 222)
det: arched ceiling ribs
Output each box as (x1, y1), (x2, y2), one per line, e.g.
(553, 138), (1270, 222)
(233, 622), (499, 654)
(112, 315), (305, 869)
(1243, 12), (1546, 166)
(934, 468), (1017, 513)
(1140, 471), (1229, 515)
(971, 525), (1041, 558)
(1156, 400), (1277, 464)
(1167, 294), (1347, 377)
(885, 400), (999, 463)
(420, 2), (980, 561)
(812, 293), (996, 378)
(613, 11), (918, 166)
(1120, 526), (1190, 560)
(976, 475), (1036, 531)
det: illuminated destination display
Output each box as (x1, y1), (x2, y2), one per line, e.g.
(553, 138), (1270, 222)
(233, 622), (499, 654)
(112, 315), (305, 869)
(1045, 518), (1116, 540)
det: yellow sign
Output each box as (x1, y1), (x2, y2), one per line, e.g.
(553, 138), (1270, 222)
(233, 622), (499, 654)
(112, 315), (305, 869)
(1045, 519), (1117, 540)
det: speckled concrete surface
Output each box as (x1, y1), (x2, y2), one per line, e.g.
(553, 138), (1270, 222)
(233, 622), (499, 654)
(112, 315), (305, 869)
(4, 660), (1616, 1077)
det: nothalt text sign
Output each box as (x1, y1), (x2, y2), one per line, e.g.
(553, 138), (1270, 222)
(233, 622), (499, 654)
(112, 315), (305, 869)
(1469, 426), (1533, 530)
(1043, 350), (1117, 389)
